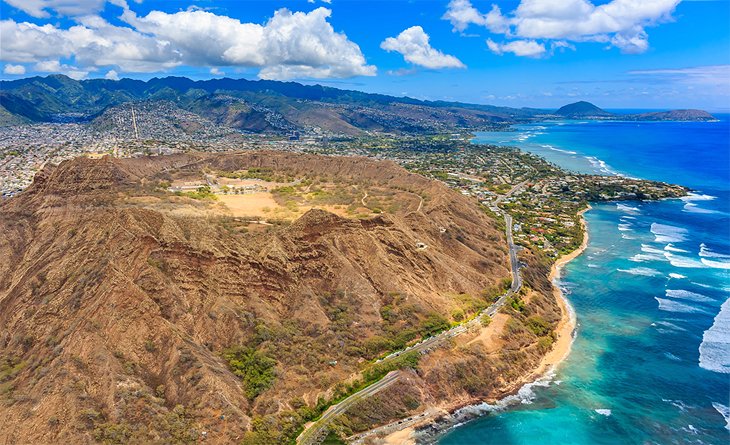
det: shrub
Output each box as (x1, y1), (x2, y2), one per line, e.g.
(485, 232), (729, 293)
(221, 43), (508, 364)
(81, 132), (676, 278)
(451, 308), (465, 322)
(480, 314), (492, 327)
(223, 346), (277, 400)
(526, 316), (551, 337)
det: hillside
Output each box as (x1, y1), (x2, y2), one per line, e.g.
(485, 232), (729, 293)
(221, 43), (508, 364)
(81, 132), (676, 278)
(0, 75), (516, 135)
(626, 109), (717, 121)
(0, 76), (715, 135)
(0, 152), (560, 444)
(555, 101), (613, 118)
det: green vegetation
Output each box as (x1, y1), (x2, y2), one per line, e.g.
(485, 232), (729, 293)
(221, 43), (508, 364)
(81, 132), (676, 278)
(177, 185), (217, 200)
(480, 314), (492, 327)
(526, 315), (551, 337)
(218, 167), (294, 183)
(223, 346), (277, 400)
(508, 295), (526, 313)
(322, 431), (347, 444)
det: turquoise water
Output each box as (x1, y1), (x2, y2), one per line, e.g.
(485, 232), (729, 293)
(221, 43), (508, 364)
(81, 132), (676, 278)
(439, 119), (730, 444)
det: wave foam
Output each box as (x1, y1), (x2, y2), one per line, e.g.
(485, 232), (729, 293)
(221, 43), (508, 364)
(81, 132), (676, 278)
(541, 144), (577, 155)
(586, 156), (616, 175)
(701, 258), (730, 269)
(655, 297), (708, 314)
(651, 223), (688, 243)
(666, 289), (715, 303)
(594, 409), (612, 416)
(699, 244), (730, 269)
(669, 273), (687, 279)
(618, 267), (662, 277)
(655, 321), (688, 332)
(683, 202), (719, 214)
(617, 203), (640, 214)
(664, 252), (706, 268)
(699, 299), (730, 374)
(665, 244), (689, 253)
(712, 402), (730, 430)
(452, 370), (556, 418)
(681, 193), (717, 202)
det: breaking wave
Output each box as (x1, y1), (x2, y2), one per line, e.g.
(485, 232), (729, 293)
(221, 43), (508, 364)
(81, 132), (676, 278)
(541, 144), (577, 155)
(665, 244), (689, 253)
(663, 252), (706, 268)
(665, 289), (715, 303)
(655, 297), (709, 314)
(618, 267), (662, 277)
(699, 244), (730, 269)
(651, 223), (688, 243)
(712, 402), (730, 430)
(699, 299), (730, 374)
(616, 203), (640, 214)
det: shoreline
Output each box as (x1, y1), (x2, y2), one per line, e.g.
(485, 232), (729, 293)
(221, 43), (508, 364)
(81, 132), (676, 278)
(365, 205), (591, 445)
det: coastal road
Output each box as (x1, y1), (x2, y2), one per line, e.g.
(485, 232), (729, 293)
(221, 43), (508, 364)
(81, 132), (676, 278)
(297, 371), (401, 445)
(297, 210), (523, 445)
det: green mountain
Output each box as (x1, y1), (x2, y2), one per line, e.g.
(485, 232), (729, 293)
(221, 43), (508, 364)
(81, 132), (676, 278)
(0, 76), (716, 133)
(555, 101), (613, 118)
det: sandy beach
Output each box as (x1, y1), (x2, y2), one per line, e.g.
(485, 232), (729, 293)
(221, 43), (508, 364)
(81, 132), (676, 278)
(373, 206), (591, 445)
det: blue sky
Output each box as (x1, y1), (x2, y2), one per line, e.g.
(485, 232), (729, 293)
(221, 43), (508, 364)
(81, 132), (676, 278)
(1, 0), (729, 110)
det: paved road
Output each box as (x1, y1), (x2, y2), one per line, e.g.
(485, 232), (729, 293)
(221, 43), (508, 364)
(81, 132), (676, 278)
(494, 179), (529, 205)
(297, 211), (523, 445)
(297, 371), (401, 445)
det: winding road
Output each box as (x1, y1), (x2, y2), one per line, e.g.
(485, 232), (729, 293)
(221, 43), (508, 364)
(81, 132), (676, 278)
(297, 208), (523, 445)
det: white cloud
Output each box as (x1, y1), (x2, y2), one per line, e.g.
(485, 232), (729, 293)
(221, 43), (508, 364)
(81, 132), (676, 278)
(34, 60), (90, 79)
(0, 17), (180, 72)
(121, 6), (375, 79)
(210, 67), (223, 76)
(104, 69), (119, 80)
(3, 64), (26, 75)
(442, 0), (509, 34)
(381, 26), (465, 69)
(0, 6), (376, 80)
(2, 0), (131, 19)
(444, 0), (680, 55)
(487, 38), (546, 57)
(629, 65), (730, 87)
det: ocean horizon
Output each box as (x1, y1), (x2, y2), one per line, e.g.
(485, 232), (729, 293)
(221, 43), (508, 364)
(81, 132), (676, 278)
(437, 117), (730, 444)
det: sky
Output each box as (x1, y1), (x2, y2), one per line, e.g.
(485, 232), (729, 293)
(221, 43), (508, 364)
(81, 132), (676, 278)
(1, 0), (729, 110)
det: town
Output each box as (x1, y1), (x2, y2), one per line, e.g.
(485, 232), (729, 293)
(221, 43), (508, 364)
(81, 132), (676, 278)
(0, 120), (687, 259)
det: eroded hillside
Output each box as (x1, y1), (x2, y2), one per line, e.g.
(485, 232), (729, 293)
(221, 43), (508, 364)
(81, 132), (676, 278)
(0, 152), (532, 444)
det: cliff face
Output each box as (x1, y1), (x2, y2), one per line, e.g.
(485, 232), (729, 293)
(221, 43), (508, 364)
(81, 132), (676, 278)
(0, 152), (511, 444)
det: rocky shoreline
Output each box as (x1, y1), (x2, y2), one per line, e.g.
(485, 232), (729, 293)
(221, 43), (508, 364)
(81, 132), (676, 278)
(360, 206), (591, 445)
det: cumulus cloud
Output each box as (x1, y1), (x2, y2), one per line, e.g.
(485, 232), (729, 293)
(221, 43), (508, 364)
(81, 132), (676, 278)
(34, 60), (90, 79)
(118, 6), (375, 79)
(381, 26), (465, 69)
(487, 39), (546, 57)
(104, 69), (119, 80)
(210, 67), (224, 76)
(444, 0), (680, 55)
(442, 0), (509, 33)
(3, 0), (133, 19)
(0, 6), (375, 80)
(3, 64), (26, 75)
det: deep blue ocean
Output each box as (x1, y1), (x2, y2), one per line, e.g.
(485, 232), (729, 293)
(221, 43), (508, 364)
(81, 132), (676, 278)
(439, 118), (730, 445)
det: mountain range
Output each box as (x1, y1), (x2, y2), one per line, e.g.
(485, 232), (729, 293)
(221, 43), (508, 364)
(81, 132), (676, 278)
(0, 75), (716, 134)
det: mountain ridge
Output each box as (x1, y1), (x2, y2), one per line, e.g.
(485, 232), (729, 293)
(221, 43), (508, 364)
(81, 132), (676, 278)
(0, 75), (716, 133)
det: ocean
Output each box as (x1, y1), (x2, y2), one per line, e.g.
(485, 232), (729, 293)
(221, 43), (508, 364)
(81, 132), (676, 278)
(438, 118), (730, 444)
